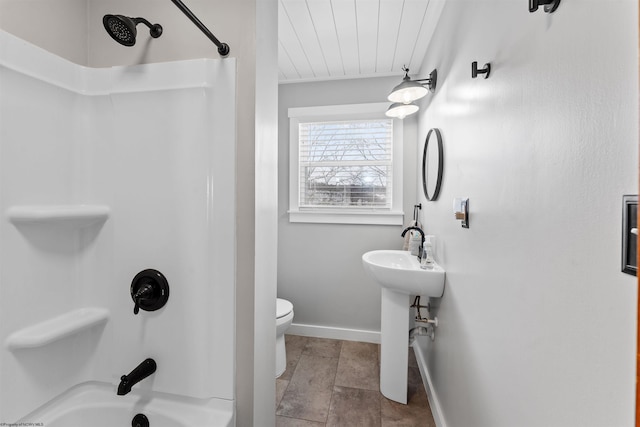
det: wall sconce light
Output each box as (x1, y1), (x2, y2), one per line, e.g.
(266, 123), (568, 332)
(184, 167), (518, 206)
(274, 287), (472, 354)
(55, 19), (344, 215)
(385, 67), (437, 119)
(529, 0), (560, 13)
(471, 61), (491, 79)
(385, 102), (419, 119)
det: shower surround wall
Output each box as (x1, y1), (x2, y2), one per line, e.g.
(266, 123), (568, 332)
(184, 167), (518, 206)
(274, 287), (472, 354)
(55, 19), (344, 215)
(0, 30), (235, 422)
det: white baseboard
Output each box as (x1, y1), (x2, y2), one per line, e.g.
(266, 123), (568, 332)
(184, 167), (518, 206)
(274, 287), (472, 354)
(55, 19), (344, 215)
(288, 323), (380, 344)
(412, 336), (447, 427)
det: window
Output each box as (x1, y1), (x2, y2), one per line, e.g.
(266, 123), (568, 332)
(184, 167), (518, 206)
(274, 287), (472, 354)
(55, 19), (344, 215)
(288, 103), (404, 225)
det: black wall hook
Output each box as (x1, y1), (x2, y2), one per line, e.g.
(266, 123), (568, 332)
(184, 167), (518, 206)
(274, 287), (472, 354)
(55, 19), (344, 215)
(472, 62), (491, 79)
(529, 0), (560, 13)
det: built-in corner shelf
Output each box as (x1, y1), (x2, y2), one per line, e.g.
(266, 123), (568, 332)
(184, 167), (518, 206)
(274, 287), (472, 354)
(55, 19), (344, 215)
(5, 307), (110, 350)
(6, 205), (110, 228)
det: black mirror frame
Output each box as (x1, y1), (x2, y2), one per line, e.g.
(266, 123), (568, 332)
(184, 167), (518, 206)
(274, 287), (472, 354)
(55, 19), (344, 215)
(422, 128), (443, 201)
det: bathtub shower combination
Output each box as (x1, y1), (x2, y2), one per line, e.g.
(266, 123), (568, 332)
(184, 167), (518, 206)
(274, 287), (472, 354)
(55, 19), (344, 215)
(0, 30), (236, 426)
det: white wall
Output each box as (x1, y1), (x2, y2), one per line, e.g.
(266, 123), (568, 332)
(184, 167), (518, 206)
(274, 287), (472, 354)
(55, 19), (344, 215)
(0, 32), (236, 420)
(415, 1), (638, 426)
(253, 0), (279, 423)
(278, 77), (418, 339)
(85, 1), (278, 423)
(0, 33), (91, 421)
(0, 1), (278, 425)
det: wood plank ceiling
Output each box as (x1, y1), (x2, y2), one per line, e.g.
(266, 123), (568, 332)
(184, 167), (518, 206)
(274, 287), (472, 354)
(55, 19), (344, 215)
(278, 0), (443, 83)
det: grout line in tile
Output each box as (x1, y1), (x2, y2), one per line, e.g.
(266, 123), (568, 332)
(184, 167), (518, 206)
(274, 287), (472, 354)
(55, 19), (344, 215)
(324, 340), (343, 424)
(277, 414), (327, 426)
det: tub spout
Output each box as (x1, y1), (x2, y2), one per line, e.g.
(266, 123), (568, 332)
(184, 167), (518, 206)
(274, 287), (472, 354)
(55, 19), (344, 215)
(117, 358), (156, 396)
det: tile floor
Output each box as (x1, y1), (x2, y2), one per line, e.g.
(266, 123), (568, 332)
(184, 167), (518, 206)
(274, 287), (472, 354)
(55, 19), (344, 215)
(275, 335), (437, 426)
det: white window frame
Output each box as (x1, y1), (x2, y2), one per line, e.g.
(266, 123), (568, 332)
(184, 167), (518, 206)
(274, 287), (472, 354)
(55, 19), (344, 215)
(288, 102), (404, 225)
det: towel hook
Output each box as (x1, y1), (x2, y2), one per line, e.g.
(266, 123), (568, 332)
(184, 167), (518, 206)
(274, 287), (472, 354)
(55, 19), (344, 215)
(413, 204), (422, 222)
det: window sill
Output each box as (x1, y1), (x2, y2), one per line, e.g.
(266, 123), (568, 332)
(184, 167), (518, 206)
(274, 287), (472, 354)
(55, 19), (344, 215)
(288, 210), (404, 225)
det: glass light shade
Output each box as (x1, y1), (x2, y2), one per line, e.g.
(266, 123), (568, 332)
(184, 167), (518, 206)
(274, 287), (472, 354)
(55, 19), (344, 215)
(385, 102), (419, 119)
(387, 80), (428, 104)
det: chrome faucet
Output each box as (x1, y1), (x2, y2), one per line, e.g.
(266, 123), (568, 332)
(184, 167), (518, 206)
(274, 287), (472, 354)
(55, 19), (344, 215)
(401, 226), (425, 259)
(117, 358), (157, 396)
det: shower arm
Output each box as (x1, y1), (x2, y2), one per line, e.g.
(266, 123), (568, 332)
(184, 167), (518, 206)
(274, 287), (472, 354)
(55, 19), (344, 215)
(133, 17), (163, 38)
(170, 0), (230, 56)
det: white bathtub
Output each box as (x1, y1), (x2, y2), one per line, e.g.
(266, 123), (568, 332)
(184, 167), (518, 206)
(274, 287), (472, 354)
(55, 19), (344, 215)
(16, 382), (234, 427)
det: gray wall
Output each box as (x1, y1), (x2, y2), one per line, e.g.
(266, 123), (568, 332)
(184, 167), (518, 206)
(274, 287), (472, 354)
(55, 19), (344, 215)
(278, 76), (418, 337)
(0, 0), (88, 65)
(415, 1), (638, 426)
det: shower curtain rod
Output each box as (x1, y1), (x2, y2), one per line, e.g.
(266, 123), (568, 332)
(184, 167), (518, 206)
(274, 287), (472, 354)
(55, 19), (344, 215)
(170, 0), (230, 56)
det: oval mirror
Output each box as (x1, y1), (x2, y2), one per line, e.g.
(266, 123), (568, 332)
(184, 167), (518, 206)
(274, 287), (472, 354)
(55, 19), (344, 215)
(422, 128), (443, 201)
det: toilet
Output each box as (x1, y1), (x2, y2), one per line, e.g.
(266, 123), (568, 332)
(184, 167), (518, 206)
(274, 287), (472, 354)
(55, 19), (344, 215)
(276, 298), (294, 377)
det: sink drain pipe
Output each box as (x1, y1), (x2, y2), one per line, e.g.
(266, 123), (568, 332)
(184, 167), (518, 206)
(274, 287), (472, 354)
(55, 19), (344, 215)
(409, 296), (438, 342)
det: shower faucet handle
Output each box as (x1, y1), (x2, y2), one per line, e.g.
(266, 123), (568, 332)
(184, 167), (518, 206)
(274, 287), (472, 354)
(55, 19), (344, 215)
(130, 269), (170, 316)
(132, 283), (154, 315)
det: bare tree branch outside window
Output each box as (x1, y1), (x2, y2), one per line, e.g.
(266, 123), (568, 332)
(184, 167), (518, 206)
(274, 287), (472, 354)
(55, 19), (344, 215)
(299, 119), (393, 208)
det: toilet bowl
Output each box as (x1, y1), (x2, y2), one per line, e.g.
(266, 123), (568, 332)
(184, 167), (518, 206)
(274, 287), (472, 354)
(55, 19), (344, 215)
(276, 298), (294, 378)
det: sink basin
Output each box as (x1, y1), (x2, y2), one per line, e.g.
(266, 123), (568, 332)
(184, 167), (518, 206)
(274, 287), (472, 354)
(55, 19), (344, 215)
(362, 250), (445, 297)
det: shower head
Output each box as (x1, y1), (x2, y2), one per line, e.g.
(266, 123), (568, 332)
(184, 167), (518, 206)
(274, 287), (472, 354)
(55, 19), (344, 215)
(103, 14), (163, 47)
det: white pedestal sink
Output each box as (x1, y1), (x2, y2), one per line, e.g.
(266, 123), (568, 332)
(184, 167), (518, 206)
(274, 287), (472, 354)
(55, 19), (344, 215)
(362, 250), (445, 404)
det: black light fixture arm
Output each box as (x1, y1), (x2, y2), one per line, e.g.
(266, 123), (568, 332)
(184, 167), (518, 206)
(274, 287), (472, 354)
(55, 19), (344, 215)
(170, 0), (230, 56)
(415, 77), (433, 84)
(417, 70), (437, 92)
(402, 66), (437, 92)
